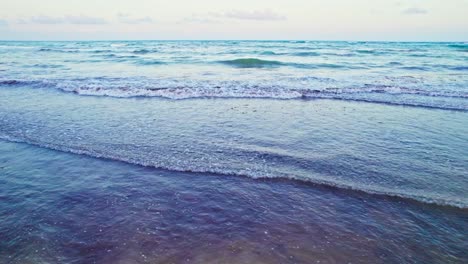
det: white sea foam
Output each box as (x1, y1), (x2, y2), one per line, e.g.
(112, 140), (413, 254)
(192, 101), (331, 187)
(0, 133), (466, 209)
(1, 76), (467, 110)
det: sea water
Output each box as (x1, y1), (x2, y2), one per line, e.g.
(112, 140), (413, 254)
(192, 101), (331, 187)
(0, 41), (467, 263)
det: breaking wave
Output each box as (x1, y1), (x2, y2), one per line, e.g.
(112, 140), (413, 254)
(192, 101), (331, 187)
(0, 133), (465, 209)
(1, 78), (467, 111)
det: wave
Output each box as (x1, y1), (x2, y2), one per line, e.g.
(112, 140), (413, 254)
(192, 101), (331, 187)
(61, 85), (467, 111)
(448, 66), (468, 71)
(217, 59), (354, 69)
(355, 49), (388, 55)
(219, 58), (284, 68)
(31, 64), (67, 69)
(1, 78), (466, 110)
(38, 48), (79, 53)
(90, 49), (113, 53)
(400, 66), (429, 71)
(90, 54), (164, 65)
(95, 54), (138, 59)
(99, 53), (117, 58)
(312, 63), (352, 69)
(322, 52), (356, 57)
(0, 80), (24, 85)
(259, 51), (277, 55)
(110, 43), (127, 47)
(135, 60), (165, 65)
(0, 79), (41, 86)
(132, 49), (158, 54)
(448, 44), (468, 49)
(0, 133), (465, 209)
(291, 51), (320, 57)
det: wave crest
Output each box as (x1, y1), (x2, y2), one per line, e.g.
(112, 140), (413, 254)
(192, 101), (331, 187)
(133, 49), (158, 54)
(1, 78), (467, 111)
(0, 133), (465, 209)
(219, 58), (283, 68)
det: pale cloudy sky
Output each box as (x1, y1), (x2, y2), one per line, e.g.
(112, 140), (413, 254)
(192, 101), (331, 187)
(0, 0), (467, 41)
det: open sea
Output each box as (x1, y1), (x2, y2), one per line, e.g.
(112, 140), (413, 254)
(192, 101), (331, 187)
(0, 41), (467, 263)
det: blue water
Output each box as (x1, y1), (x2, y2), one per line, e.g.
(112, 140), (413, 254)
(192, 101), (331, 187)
(0, 41), (467, 109)
(0, 41), (467, 263)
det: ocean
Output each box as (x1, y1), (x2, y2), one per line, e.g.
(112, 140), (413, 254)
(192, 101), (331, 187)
(0, 41), (467, 263)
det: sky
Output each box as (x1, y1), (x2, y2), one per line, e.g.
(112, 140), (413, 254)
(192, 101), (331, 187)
(0, 0), (467, 41)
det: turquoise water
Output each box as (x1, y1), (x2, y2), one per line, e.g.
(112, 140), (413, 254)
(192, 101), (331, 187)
(0, 41), (467, 263)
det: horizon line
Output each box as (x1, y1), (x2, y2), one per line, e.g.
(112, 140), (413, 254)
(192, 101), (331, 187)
(0, 39), (466, 43)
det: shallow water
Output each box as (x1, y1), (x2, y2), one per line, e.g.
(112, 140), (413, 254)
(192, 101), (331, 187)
(0, 140), (467, 263)
(0, 41), (467, 263)
(1, 88), (467, 208)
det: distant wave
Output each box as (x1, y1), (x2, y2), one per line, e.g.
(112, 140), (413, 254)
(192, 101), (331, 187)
(38, 48), (54, 52)
(38, 48), (79, 53)
(448, 43), (468, 52)
(217, 58), (357, 69)
(31, 64), (67, 69)
(291, 51), (320, 57)
(133, 49), (158, 54)
(0, 133), (465, 209)
(322, 52), (356, 57)
(135, 60), (165, 65)
(448, 66), (468, 71)
(0, 79), (39, 86)
(90, 54), (164, 65)
(253, 50), (321, 57)
(0, 80), (22, 85)
(219, 58), (284, 68)
(98, 54), (117, 58)
(90, 49), (113, 53)
(355, 49), (383, 55)
(259, 51), (278, 55)
(400, 66), (430, 71)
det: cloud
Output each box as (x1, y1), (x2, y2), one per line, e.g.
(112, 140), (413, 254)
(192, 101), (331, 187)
(182, 16), (220, 24)
(224, 9), (286, 21)
(403, 7), (428, 15)
(117, 13), (153, 24)
(30, 15), (64, 24)
(65, 15), (107, 24)
(0, 19), (8, 26)
(184, 9), (286, 23)
(27, 15), (107, 24)
(181, 13), (222, 24)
